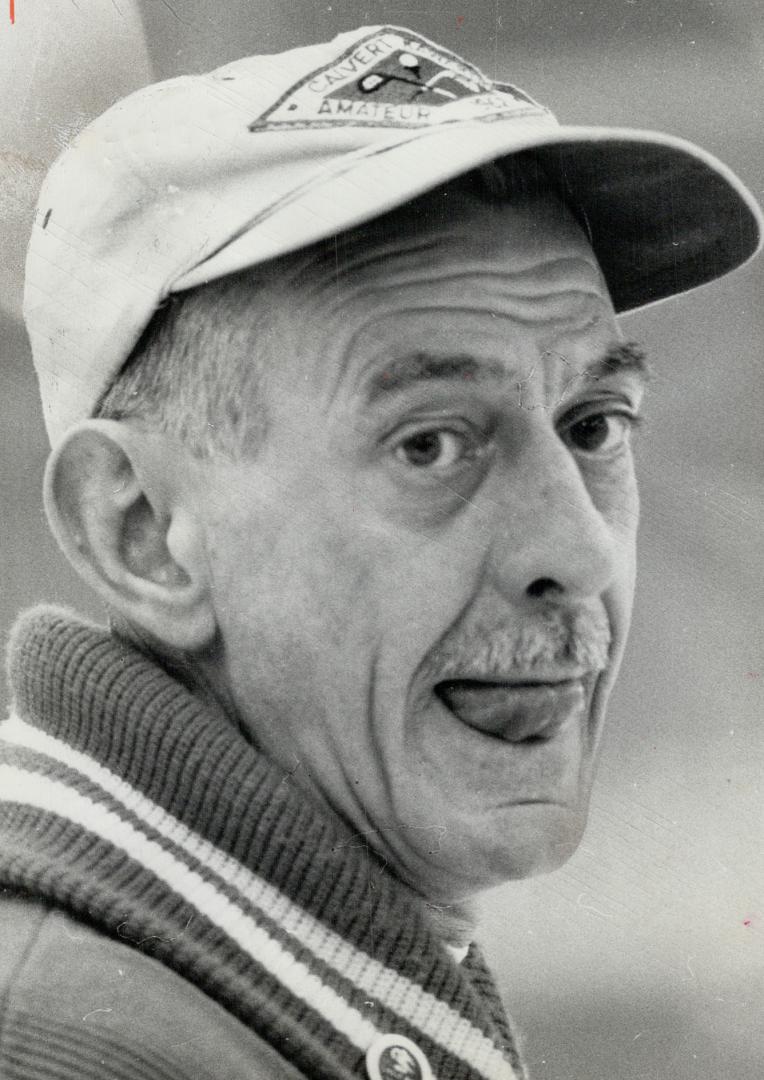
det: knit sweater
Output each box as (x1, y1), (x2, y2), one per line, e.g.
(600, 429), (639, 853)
(0, 608), (526, 1080)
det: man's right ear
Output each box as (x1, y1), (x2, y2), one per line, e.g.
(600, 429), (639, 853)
(43, 420), (217, 653)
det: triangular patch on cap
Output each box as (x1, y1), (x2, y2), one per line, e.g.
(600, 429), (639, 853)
(249, 27), (547, 131)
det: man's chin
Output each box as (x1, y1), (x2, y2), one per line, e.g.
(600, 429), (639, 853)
(389, 800), (590, 905)
(482, 799), (589, 881)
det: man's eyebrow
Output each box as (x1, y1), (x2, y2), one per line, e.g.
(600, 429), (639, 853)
(363, 341), (650, 404)
(583, 341), (651, 382)
(365, 352), (507, 403)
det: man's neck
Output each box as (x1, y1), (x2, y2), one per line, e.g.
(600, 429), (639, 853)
(424, 898), (478, 950)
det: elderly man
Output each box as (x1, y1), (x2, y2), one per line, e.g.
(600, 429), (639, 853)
(0, 25), (760, 1080)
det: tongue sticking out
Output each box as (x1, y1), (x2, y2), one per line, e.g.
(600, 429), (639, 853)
(436, 679), (586, 742)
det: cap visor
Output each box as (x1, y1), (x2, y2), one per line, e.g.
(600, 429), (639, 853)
(173, 119), (762, 313)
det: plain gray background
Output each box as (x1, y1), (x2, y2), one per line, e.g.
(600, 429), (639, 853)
(1, 3), (762, 1078)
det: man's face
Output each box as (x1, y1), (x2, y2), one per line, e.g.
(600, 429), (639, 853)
(198, 185), (646, 903)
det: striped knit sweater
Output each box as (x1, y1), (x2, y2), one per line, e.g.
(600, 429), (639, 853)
(0, 608), (526, 1080)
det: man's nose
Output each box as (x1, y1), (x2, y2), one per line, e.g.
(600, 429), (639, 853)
(486, 433), (620, 606)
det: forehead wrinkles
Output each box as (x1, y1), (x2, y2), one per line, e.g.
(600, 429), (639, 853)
(296, 222), (605, 303)
(339, 258), (607, 318)
(343, 291), (607, 372)
(334, 264), (611, 402)
(270, 194), (612, 398)
(277, 185), (602, 304)
(327, 257), (605, 316)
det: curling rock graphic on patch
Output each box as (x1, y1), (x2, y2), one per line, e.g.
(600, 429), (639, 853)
(249, 28), (546, 130)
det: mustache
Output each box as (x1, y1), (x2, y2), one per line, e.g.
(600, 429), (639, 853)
(420, 603), (612, 682)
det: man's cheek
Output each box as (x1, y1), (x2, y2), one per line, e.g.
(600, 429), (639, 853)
(372, 544), (486, 669)
(584, 455), (639, 532)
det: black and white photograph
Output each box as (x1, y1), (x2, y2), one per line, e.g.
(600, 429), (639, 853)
(1, 4), (762, 1079)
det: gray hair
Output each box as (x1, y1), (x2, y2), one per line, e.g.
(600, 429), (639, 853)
(94, 265), (275, 458)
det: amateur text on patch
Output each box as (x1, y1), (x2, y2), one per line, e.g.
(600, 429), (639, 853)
(249, 28), (546, 131)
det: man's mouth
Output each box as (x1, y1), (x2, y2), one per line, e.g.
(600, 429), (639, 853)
(434, 677), (590, 743)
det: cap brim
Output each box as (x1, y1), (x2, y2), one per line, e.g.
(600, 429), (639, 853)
(173, 119), (762, 313)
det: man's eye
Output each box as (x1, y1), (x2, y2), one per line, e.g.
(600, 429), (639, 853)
(393, 428), (473, 470)
(563, 411), (637, 455)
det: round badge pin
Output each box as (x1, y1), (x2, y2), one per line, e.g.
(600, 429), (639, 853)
(365, 1032), (434, 1080)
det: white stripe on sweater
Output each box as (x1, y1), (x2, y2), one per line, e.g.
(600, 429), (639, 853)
(0, 716), (518, 1080)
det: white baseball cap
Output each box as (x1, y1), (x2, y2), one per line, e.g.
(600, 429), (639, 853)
(24, 24), (762, 446)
